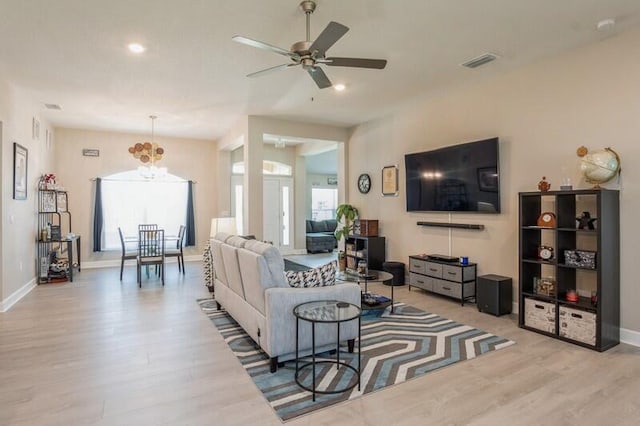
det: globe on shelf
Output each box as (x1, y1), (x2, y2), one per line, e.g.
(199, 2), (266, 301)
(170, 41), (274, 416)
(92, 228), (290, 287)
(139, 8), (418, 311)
(577, 146), (621, 188)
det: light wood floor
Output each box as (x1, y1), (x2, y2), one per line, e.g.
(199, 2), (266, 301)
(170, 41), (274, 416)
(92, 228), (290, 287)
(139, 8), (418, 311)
(1, 263), (639, 425)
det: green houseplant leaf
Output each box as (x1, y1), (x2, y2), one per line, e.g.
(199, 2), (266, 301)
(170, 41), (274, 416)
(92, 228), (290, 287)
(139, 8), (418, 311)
(335, 204), (359, 247)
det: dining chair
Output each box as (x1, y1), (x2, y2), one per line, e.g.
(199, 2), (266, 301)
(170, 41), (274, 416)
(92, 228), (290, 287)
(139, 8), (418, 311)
(139, 224), (160, 276)
(118, 227), (137, 281)
(165, 225), (186, 274)
(139, 224), (158, 231)
(137, 229), (165, 287)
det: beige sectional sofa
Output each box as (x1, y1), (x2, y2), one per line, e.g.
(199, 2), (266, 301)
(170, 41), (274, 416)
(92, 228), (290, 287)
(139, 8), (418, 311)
(211, 233), (361, 372)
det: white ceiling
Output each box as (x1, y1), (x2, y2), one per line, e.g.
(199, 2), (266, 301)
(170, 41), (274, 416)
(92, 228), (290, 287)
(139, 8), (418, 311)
(1, 1), (639, 140)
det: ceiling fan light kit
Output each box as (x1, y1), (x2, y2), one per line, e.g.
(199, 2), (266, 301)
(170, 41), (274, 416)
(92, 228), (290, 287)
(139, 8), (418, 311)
(232, 0), (387, 89)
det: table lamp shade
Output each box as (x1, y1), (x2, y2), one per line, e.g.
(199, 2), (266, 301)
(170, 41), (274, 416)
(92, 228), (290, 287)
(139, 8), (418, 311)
(210, 217), (237, 237)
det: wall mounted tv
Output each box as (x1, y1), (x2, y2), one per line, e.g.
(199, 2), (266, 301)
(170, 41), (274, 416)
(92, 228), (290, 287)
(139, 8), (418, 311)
(405, 137), (500, 213)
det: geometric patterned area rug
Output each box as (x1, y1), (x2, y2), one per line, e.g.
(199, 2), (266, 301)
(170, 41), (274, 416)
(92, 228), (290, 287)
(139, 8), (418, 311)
(198, 299), (515, 422)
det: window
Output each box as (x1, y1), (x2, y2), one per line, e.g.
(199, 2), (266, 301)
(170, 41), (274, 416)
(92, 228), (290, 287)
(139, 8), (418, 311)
(101, 170), (188, 250)
(311, 188), (338, 221)
(232, 160), (292, 176)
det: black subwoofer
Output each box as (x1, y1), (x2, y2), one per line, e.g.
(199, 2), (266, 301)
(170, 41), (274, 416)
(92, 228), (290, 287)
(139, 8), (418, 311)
(477, 274), (512, 316)
(382, 261), (405, 286)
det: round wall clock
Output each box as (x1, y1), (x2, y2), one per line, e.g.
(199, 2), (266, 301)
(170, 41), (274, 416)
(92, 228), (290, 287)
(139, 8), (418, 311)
(358, 173), (371, 194)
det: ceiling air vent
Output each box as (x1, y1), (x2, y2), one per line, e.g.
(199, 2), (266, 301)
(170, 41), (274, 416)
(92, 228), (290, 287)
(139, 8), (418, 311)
(44, 103), (62, 110)
(461, 53), (498, 69)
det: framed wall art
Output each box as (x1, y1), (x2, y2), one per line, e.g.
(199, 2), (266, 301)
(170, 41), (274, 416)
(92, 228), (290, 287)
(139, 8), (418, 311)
(382, 165), (399, 196)
(13, 142), (28, 200)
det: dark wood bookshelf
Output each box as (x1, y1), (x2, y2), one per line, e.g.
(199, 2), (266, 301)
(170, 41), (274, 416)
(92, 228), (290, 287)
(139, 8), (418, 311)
(518, 189), (619, 352)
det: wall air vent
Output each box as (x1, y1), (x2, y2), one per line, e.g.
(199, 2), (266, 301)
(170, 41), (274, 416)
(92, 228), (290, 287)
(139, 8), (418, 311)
(461, 53), (498, 69)
(44, 103), (62, 110)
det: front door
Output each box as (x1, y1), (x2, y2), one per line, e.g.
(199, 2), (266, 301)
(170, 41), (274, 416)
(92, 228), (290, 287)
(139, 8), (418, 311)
(263, 177), (293, 253)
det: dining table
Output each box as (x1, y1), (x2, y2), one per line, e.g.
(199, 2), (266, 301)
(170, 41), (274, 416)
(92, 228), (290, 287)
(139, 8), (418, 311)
(124, 229), (179, 278)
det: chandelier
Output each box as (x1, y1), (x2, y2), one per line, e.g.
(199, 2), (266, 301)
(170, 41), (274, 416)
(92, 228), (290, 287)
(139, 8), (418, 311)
(128, 115), (167, 179)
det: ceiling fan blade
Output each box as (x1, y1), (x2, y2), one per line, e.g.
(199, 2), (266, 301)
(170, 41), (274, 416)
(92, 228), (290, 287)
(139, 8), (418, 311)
(247, 63), (297, 78)
(307, 66), (332, 89)
(322, 57), (387, 69)
(309, 21), (349, 57)
(232, 35), (297, 59)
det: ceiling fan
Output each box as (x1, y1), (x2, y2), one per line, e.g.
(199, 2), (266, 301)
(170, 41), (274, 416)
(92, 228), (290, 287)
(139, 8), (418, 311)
(232, 0), (387, 89)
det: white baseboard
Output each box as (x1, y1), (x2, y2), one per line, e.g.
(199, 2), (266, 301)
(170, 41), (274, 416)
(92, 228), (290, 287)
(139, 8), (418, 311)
(82, 256), (200, 269)
(1, 278), (37, 312)
(621, 328), (640, 347)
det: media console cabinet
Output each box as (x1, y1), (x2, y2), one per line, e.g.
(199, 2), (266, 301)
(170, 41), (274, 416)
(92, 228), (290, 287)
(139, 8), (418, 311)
(408, 255), (476, 305)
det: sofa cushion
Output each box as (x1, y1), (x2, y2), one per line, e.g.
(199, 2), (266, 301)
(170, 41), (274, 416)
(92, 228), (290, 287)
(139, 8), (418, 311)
(221, 244), (246, 299)
(237, 248), (277, 314)
(243, 240), (288, 289)
(324, 219), (338, 233)
(311, 220), (328, 233)
(226, 235), (248, 248)
(210, 237), (229, 287)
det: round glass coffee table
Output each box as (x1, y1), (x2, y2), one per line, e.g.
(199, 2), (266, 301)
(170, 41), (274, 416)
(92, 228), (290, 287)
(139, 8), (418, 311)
(337, 269), (395, 312)
(293, 300), (361, 401)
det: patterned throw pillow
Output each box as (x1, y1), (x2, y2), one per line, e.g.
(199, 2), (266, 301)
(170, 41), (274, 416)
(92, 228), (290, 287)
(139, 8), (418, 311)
(286, 268), (321, 288)
(285, 261), (337, 288)
(317, 261), (337, 286)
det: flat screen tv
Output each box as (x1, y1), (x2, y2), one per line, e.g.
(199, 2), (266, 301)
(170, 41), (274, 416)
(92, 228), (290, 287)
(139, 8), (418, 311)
(405, 138), (500, 213)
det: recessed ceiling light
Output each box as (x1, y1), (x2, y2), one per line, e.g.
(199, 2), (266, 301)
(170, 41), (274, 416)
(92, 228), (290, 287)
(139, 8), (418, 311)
(334, 83), (346, 92)
(596, 18), (616, 32)
(127, 43), (146, 54)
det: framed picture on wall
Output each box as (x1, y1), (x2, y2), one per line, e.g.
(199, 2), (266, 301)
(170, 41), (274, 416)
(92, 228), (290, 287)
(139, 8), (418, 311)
(382, 165), (399, 196)
(13, 142), (28, 200)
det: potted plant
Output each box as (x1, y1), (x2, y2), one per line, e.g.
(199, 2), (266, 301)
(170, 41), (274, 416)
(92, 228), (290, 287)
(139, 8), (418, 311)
(334, 204), (359, 271)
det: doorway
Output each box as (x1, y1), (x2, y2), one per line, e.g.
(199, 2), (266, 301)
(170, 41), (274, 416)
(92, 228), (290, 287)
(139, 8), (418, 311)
(263, 176), (293, 253)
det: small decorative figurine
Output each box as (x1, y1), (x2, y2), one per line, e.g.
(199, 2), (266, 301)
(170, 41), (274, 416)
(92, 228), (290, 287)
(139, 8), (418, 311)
(538, 176), (551, 192)
(576, 211), (597, 230)
(566, 289), (579, 302)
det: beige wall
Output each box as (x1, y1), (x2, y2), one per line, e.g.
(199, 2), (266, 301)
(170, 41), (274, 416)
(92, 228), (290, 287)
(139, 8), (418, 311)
(348, 28), (640, 332)
(219, 116), (349, 247)
(0, 82), (55, 308)
(54, 128), (217, 264)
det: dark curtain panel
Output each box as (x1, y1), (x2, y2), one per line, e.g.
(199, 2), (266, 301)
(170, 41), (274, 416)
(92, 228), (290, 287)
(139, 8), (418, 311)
(93, 177), (103, 252)
(185, 180), (196, 246)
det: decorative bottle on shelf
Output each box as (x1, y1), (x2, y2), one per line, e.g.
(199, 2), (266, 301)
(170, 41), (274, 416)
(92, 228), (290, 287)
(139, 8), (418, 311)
(46, 223), (51, 241)
(357, 260), (368, 277)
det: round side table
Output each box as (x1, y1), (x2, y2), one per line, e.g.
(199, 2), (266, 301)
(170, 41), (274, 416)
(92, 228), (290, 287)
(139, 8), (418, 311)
(293, 300), (361, 401)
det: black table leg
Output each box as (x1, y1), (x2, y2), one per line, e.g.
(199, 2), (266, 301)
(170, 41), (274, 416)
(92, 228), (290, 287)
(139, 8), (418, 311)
(358, 314), (361, 391)
(312, 322), (316, 402)
(391, 279), (394, 313)
(77, 236), (81, 271)
(336, 322), (340, 370)
(68, 240), (74, 282)
(295, 317), (299, 374)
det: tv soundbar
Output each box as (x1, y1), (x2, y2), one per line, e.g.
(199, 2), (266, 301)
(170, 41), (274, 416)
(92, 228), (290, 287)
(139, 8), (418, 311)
(427, 254), (459, 262)
(417, 221), (485, 230)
